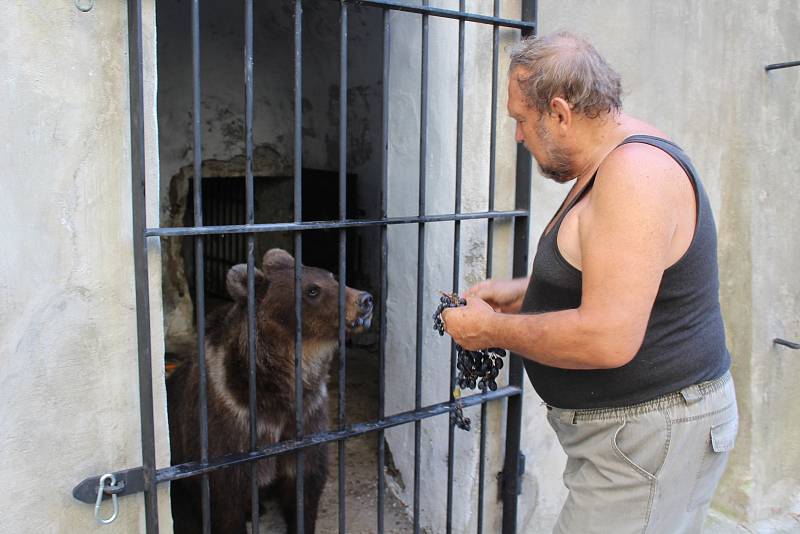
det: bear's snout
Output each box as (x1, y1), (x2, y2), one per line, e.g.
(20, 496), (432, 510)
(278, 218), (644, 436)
(346, 289), (373, 333)
(357, 292), (373, 313)
(356, 292), (373, 330)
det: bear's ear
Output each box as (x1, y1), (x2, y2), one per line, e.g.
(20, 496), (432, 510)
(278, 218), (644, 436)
(262, 248), (296, 272)
(226, 264), (266, 302)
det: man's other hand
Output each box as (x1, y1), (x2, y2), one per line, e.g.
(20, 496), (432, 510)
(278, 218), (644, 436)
(464, 277), (529, 314)
(441, 296), (496, 350)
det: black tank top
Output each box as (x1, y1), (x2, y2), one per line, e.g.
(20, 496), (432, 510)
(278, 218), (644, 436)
(520, 135), (730, 408)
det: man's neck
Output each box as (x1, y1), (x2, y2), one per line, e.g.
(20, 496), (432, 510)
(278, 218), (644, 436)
(569, 111), (630, 188)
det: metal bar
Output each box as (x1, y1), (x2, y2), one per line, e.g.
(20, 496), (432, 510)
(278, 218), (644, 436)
(338, 4), (349, 533)
(333, 0), (535, 31)
(502, 4), (536, 533)
(72, 384), (523, 506)
(774, 338), (800, 349)
(126, 0), (158, 530)
(243, 0), (259, 531)
(765, 60), (800, 71)
(147, 209), (528, 237)
(189, 0), (211, 531)
(479, 3), (500, 532)
(377, 8), (391, 533)
(157, 386), (522, 484)
(293, 2), (305, 531)
(446, 2), (465, 531)
(413, 5), (429, 532)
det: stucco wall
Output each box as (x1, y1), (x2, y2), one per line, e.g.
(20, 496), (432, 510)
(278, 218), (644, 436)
(0, 1), (170, 532)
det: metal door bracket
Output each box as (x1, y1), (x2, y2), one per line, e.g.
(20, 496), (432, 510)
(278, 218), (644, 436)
(498, 451), (526, 500)
(73, 467), (144, 504)
(765, 60), (800, 71)
(774, 338), (800, 350)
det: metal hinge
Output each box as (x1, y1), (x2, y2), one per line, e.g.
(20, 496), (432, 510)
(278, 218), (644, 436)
(497, 451), (525, 500)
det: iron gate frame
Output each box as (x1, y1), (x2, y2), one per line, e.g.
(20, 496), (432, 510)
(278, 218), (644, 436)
(74, 0), (536, 532)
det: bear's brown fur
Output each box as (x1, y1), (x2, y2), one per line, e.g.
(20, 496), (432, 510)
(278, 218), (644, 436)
(167, 248), (373, 533)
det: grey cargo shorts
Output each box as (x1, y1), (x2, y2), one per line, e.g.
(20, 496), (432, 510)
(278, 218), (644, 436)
(545, 371), (737, 534)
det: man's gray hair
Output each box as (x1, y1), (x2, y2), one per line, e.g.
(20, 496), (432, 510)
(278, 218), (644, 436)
(509, 31), (622, 119)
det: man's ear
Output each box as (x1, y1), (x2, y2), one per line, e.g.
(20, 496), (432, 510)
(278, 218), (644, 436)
(549, 97), (572, 131)
(226, 264), (266, 302)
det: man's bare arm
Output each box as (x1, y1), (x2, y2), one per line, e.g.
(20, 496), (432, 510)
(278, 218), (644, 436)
(443, 145), (686, 369)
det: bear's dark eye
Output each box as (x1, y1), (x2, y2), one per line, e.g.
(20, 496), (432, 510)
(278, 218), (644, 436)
(305, 286), (320, 298)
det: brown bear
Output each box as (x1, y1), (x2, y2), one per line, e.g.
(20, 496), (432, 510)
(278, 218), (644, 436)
(167, 248), (373, 534)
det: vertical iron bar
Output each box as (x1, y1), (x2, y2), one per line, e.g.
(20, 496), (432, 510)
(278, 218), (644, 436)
(294, 2), (306, 532)
(446, 1), (465, 532)
(190, 0), (211, 532)
(338, 4), (349, 534)
(244, 0), (259, 532)
(503, 4), (536, 532)
(413, 4), (429, 534)
(127, 0), (158, 531)
(377, 8), (391, 534)
(478, 3), (500, 532)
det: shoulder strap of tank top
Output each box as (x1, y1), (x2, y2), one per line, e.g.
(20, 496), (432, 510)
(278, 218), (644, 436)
(616, 134), (700, 186)
(543, 135), (697, 240)
(541, 172), (597, 239)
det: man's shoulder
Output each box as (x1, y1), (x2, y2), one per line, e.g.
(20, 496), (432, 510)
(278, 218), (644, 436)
(581, 139), (694, 231)
(596, 140), (688, 194)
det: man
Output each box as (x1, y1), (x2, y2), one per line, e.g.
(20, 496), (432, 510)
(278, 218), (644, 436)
(442, 32), (737, 533)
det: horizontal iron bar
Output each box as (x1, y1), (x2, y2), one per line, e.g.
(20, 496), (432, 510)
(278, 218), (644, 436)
(765, 60), (800, 71)
(146, 210), (527, 238)
(157, 386), (521, 483)
(340, 0), (536, 30)
(72, 385), (522, 503)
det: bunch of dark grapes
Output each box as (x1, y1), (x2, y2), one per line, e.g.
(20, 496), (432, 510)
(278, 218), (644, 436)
(433, 292), (508, 431)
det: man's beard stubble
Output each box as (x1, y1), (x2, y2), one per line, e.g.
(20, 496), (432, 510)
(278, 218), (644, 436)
(535, 119), (575, 184)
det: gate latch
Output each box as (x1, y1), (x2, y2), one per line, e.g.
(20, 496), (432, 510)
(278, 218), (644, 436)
(94, 473), (122, 524)
(73, 467), (145, 524)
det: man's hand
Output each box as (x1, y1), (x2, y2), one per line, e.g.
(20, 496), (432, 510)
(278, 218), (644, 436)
(463, 277), (529, 314)
(441, 295), (497, 350)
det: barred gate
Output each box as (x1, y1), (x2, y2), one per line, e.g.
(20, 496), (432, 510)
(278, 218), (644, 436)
(73, 0), (536, 532)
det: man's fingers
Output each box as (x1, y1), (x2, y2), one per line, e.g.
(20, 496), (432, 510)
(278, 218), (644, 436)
(464, 281), (490, 299)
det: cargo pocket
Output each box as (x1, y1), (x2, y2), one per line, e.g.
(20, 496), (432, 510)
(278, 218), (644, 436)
(687, 416), (738, 511)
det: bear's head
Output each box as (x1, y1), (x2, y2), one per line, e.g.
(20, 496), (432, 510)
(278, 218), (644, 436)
(225, 248), (373, 346)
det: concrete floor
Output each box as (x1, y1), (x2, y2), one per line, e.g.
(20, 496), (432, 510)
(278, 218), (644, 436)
(704, 509), (800, 534)
(256, 347), (415, 534)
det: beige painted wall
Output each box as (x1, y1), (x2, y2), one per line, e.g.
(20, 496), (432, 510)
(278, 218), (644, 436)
(0, 1), (171, 532)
